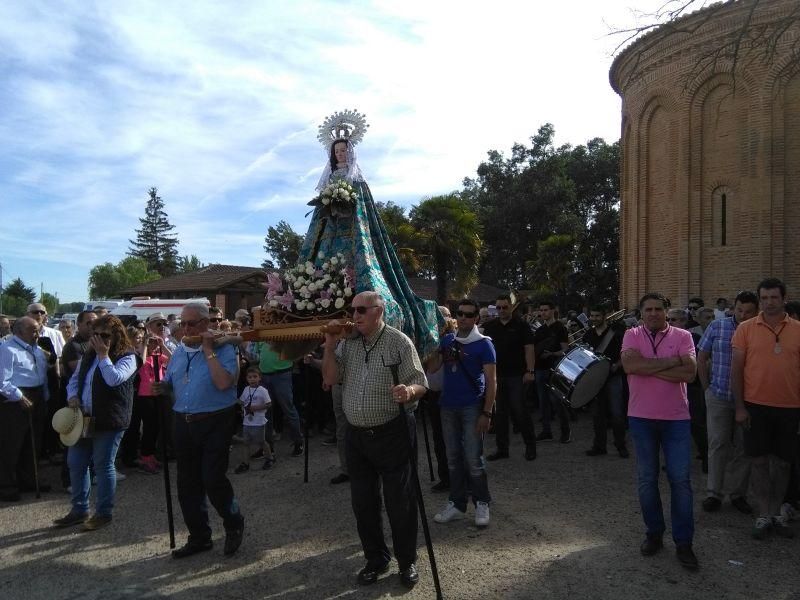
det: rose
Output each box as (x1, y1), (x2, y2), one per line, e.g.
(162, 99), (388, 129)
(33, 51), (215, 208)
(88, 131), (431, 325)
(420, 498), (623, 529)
(305, 266), (315, 275)
(320, 298), (331, 309)
(307, 282), (317, 292)
(322, 197), (330, 205)
(335, 298), (345, 310)
(343, 287), (353, 297)
(331, 256), (339, 266)
(293, 280), (301, 289)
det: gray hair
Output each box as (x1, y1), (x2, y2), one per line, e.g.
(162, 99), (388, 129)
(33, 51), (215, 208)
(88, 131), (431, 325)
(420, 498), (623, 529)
(183, 302), (210, 318)
(357, 291), (385, 308)
(697, 307), (715, 320)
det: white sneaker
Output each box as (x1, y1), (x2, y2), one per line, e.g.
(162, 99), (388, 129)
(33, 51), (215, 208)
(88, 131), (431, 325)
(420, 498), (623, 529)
(475, 501), (490, 527)
(434, 501), (466, 523)
(780, 502), (798, 522)
(115, 470), (127, 482)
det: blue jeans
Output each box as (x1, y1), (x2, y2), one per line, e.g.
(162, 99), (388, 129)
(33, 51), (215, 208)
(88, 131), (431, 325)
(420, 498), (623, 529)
(67, 429), (125, 517)
(262, 371), (302, 444)
(441, 404), (491, 511)
(628, 417), (694, 545)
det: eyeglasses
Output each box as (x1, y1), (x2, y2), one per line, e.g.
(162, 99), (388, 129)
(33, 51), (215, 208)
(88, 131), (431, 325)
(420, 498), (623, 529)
(351, 306), (378, 315)
(93, 332), (112, 339)
(29, 310), (46, 315)
(209, 317), (223, 322)
(183, 318), (208, 328)
(456, 311), (477, 318)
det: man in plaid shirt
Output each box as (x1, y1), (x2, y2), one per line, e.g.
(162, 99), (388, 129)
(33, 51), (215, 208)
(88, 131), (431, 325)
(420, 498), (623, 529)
(697, 290), (759, 513)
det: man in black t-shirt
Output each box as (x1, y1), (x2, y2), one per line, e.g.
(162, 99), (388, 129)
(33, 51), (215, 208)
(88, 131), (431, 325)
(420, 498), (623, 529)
(61, 311), (98, 382)
(482, 295), (537, 461)
(533, 301), (571, 443)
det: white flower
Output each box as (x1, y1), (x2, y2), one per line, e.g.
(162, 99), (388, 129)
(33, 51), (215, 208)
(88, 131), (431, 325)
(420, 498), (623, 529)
(335, 298), (345, 309)
(336, 290), (343, 297)
(322, 262), (330, 271)
(329, 283), (338, 290)
(317, 251), (325, 259)
(322, 197), (330, 205)
(330, 256), (339, 266)
(303, 292), (311, 299)
(308, 282), (317, 292)
(295, 299), (302, 307)
(323, 274), (331, 282)
(320, 298), (331, 309)
(344, 287), (353, 297)
(299, 285), (308, 294)
(293, 280), (302, 289)
(305, 261), (313, 270)
(305, 266), (315, 275)
(269, 300), (278, 307)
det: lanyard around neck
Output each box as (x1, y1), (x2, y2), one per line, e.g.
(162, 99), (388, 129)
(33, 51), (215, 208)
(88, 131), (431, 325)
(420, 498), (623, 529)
(647, 325), (670, 357)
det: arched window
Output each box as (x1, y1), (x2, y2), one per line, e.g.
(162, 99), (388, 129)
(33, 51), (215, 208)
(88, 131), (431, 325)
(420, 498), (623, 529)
(711, 186), (731, 247)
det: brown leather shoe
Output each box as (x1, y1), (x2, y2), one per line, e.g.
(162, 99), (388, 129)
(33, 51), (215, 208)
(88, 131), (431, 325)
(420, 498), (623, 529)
(82, 514), (112, 531)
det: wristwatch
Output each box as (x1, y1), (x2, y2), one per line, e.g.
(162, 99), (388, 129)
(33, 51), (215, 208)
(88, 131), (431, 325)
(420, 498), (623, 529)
(205, 352), (217, 361)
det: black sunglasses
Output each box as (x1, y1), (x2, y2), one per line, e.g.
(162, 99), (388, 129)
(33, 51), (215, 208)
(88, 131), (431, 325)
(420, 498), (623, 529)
(30, 310), (46, 315)
(456, 310), (477, 318)
(209, 317), (223, 322)
(350, 305), (378, 315)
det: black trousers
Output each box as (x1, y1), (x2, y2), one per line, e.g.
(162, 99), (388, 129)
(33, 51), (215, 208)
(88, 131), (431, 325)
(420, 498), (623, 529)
(120, 395), (161, 463)
(494, 376), (536, 453)
(0, 386), (45, 493)
(423, 390), (449, 484)
(174, 408), (243, 542)
(346, 413), (418, 570)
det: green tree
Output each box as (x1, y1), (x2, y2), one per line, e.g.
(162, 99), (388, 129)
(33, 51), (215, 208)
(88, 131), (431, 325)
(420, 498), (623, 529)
(88, 257), (161, 299)
(177, 255), (205, 273)
(0, 277), (36, 317)
(39, 292), (59, 315)
(527, 234), (576, 309)
(262, 221), (303, 270)
(409, 194), (483, 304)
(128, 187), (179, 276)
(58, 302), (85, 313)
(375, 201), (422, 275)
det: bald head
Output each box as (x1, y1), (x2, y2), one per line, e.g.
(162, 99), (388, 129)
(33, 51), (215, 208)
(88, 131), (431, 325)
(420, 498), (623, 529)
(13, 316), (39, 343)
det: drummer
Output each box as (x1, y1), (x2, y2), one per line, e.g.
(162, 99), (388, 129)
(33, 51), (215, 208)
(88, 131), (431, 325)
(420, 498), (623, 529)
(533, 301), (571, 443)
(583, 305), (628, 458)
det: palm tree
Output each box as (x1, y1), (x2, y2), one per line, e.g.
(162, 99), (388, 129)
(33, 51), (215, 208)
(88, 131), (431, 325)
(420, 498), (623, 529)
(410, 194), (483, 304)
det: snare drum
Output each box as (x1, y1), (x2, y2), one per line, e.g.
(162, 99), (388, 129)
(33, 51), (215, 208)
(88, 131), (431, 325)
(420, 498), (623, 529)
(549, 345), (610, 408)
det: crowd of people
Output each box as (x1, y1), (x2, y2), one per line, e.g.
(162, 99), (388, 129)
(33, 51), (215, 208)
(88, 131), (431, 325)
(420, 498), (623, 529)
(1, 277), (799, 583)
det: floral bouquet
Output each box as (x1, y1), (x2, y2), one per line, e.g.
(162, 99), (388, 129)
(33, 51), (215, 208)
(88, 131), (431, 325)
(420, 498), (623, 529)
(265, 252), (356, 317)
(307, 180), (357, 218)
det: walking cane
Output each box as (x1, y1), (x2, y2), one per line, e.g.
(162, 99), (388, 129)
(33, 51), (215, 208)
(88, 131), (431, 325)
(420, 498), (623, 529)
(27, 406), (41, 499)
(303, 362), (310, 484)
(418, 395), (435, 482)
(152, 353), (176, 549)
(383, 355), (444, 600)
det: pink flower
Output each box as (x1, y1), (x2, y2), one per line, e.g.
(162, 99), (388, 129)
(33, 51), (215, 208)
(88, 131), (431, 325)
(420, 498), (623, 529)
(276, 290), (294, 311)
(266, 272), (284, 299)
(343, 266), (356, 288)
(320, 289), (332, 300)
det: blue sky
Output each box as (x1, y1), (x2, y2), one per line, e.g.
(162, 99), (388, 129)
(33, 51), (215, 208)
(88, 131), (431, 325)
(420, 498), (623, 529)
(0, 0), (664, 302)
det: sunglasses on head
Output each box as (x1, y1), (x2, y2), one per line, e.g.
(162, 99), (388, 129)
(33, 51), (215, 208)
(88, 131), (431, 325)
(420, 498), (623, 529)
(350, 305), (378, 315)
(456, 310), (477, 318)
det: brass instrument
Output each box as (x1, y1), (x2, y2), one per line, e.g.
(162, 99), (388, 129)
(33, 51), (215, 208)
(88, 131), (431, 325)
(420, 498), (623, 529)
(567, 309), (626, 347)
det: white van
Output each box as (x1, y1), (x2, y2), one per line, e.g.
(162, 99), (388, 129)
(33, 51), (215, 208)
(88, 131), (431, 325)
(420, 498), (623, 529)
(110, 297), (211, 324)
(84, 299), (124, 312)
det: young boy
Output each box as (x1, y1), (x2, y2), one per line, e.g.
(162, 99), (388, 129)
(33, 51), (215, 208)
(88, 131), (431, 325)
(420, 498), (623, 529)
(234, 366), (274, 472)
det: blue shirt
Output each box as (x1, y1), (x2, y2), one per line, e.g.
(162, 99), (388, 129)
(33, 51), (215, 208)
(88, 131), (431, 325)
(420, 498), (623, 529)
(66, 354), (139, 415)
(164, 344), (238, 414)
(440, 333), (496, 408)
(0, 336), (49, 401)
(697, 316), (738, 403)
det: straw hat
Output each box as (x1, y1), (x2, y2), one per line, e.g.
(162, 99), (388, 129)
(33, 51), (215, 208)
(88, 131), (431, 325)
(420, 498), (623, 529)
(52, 407), (83, 447)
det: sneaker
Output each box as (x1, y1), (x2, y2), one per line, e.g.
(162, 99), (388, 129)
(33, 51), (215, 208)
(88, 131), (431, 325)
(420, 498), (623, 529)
(675, 544), (699, 570)
(291, 443), (304, 457)
(475, 501), (490, 527)
(53, 511), (88, 528)
(115, 470), (127, 482)
(780, 502), (798, 522)
(261, 458), (275, 471)
(137, 455), (159, 475)
(82, 514), (113, 531)
(772, 515), (795, 538)
(752, 516), (772, 540)
(322, 436), (337, 446)
(234, 462), (250, 474)
(434, 501), (466, 523)
(536, 431), (553, 442)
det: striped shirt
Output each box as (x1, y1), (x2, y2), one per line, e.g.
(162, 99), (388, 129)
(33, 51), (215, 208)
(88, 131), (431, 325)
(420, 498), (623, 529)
(337, 324), (427, 427)
(697, 316), (738, 403)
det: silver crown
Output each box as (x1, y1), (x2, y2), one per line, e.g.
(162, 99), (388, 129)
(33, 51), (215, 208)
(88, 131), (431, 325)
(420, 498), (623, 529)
(317, 109), (369, 149)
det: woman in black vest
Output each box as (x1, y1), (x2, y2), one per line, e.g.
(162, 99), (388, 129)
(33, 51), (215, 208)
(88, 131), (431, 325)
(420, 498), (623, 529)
(54, 315), (137, 531)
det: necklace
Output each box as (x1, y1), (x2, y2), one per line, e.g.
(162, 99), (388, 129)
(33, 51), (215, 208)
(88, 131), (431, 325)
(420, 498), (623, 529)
(763, 320), (787, 355)
(362, 325), (387, 364)
(646, 325), (670, 357)
(184, 351), (200, 383)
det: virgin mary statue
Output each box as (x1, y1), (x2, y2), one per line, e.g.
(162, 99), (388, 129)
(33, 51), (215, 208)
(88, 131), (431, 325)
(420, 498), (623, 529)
(297, 110), (441, 356)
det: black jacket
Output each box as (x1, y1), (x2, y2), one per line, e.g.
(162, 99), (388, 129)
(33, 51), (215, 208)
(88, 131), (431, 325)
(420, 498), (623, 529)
(76, 349), (135, 431)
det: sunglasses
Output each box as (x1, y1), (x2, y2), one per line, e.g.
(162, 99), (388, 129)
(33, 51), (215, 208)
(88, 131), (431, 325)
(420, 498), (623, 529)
(456, 311), (477, 318)
(183, 318), (208, 328)
(93, 332), (112, 339)
(350, 305), (378, 315)
(209, 317), (223, 322)
(30, 310), (46, 315)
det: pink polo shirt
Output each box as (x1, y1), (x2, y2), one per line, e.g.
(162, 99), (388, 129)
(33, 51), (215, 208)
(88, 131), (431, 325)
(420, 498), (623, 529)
(622, 325), (696, 420)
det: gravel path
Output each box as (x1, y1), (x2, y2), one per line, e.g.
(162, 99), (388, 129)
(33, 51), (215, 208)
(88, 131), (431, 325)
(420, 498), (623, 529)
(1, 416), (798, 600)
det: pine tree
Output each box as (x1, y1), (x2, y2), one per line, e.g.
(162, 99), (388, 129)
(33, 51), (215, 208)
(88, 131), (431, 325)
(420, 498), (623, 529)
(128, 187), (179, 277)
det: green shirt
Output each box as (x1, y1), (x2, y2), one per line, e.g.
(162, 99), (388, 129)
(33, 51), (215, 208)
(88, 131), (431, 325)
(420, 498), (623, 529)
(256, 343), (292, 373)
(337, 324), (427, 427)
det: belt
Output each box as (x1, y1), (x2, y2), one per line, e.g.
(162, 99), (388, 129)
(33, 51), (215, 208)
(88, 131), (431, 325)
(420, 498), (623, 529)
(264, 367), (292, 375)
(178, 407), (233, 423)
(349, 414), (403, 436)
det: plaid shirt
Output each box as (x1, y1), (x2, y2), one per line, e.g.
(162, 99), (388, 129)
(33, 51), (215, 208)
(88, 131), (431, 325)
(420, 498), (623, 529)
(697, 316), (738, 403)
(337, 324), (427, 427)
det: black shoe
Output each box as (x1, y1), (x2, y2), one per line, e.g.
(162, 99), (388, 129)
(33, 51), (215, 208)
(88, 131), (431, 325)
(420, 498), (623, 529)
(585, 447), (607, 456)
(702, 497), (722, 512)
(525, 446), (537, 461)
(224, 518), (245, 556)
(676, 544), (699, 570)
(291, 443), (304, 457)
(322, 436), (337, 446)
(640, 535), (663, 556)
(618, 447), (630, 459)
(536, 431), (553, 442)
(399, 563), (419, 588)
(731, 496), (753, 514)
(330, 473), (350, 485)
(487, 451), (509, 461)
(249, 448), (264, 459)
(431, 480), (450, 492)
(261, 458), (275, 470)
(53, 511), (88, 528)
(172, 539), (213, 559)
(234, 462), (250, 474)
(357, 561), (390, 585)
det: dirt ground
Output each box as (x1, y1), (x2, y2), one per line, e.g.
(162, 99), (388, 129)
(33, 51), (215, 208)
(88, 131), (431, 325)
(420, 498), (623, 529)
(1, 415), (799, 600)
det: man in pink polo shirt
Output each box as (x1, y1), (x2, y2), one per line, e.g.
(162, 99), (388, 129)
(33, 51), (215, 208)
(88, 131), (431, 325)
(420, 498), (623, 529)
(621, 292), (698, 570)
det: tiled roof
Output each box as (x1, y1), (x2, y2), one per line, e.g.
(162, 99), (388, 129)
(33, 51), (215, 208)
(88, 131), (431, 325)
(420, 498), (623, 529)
(120, 264), (264, 295)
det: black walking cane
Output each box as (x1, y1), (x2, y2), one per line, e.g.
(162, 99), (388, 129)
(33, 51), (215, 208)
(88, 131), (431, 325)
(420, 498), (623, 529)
(418, 395), (435, 482)
(27, 406), (41, 499)
(383, 355), (443, 600)
(152, 353), (176, 549)
(303, 361), (310, 484)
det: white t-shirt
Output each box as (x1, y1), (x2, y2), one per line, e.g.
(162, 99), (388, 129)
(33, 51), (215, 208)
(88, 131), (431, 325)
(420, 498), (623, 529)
(239, 385), (271, 426)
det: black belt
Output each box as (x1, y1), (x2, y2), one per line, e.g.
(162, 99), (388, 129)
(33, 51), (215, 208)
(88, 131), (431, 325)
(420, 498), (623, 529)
(264, 367), (292, 375)
(177, 407), (233, 423)
(349, 414), (404, 436)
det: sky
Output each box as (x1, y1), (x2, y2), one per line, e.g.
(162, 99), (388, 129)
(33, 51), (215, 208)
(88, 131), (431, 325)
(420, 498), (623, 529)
(0, 0), (668, 302)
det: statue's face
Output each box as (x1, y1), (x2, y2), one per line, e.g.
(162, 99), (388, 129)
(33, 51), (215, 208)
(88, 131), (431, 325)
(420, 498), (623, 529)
(334, 141), (347, 166)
